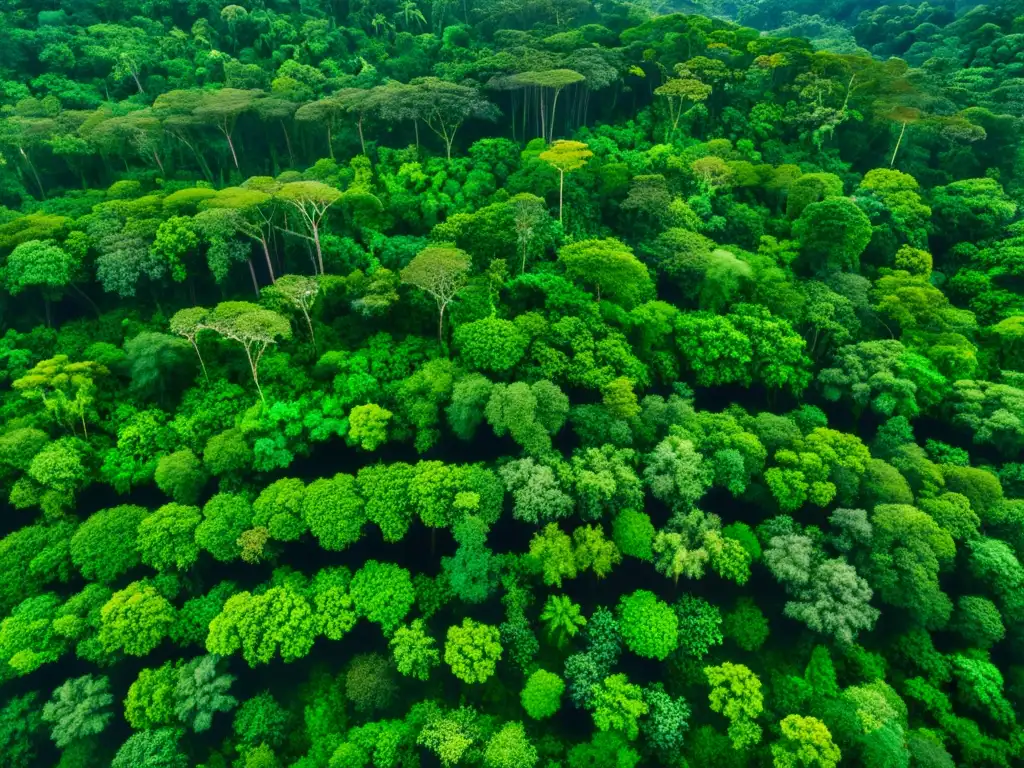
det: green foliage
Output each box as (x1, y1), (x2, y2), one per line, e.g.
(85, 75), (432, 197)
(611, 510), (655, 561)
(174, 654), (237, 732)
(111, 728), (188, 768)
(617, 590), (678, 661)
(445, 619), (502, 684)
(99, 581), (175, 656)
(138, 503), (202, 572)
(540, 594), (587, 648)
(42, 674), (113, 749)
(303, 473), (366, 551)
(390, 619), (440, 681)
(125, 662), (178, 730)
(592, 674), (648, 740)
(521, 669), (564, 720)
(705, 662), (764, 750)
(771, 715), (841, 768)
(350, 560), (415, 636)
(0, 5), (1019, 767)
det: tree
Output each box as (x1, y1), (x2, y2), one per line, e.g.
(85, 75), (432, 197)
(445, 619), (502, 683)
(484, 722), (538, 768)
(111, 728), (188, 768)
(233, 691), (289, 750)
(169, 307), (210, 381)
(771, 715), (841, 768)
(348, 403), (392, 451)
(644, 436), (713, 510)
(345, 653), (398, 713)
(174, 654), (237, 732)
(205, 585), (316, 666)
(540, 594), (587, 648)
(0, 693), (43, 768)
(357, 463), (415, 542)
(511, 193), (550, 274)
(612, 510), (655, 561)
(784, 558), (880, 645)
(539, 140), (593, 225)
(454, 317), (529, 374)
(500, 459), (574, 524)
(407, 78), (499, 161)
(202, 185), (280, 282)
(592, 674), (648, 740)
(705, 663), (764, 750)
(41, 674), (113, 748)
(350, 560), (415, 636)
(642, 683), (691, 756)
(793, 197), (873, 273)
(275, 181), (342, 275)
(573, 524), (621, 578)
(70, 505), (147, 583)
(137, 503), (202, 572)
(655, 73), (712, 137)
(521, 669), (564, 720)
(617, 590), (678, 661)
(99, 581), (175, 657)
(200, 301), (292, 402)
(270, 274), (319, 350)
(390, 619), (440, 681)
(252, 478), (307, 542)
(558, 238), (652, 307)
(12, 356), (106, 438)
(193, 88), (262, 169)
(302, 473), (366, 551)
(2, 240), (79, 326)
(125, 663), (178, 730)
(401, 246), (472, 344)
(528, 523), (577, 587)
(675, 595), (724, 659)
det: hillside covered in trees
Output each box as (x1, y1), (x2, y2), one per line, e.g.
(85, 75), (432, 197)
(0, 0), (1023, 766)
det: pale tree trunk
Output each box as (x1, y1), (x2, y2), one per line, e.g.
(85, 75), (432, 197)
(890, 121), (908, 168)
(558, 169), (564, 225)
(260, 239), (276, 283)
(247, 259), (259, 296)
(312, 223), (324, 274)
(281, 120), (294, 165)
(222, 120), (239, 168)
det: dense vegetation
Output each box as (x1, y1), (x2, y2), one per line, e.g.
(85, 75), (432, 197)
(0, 0), (1023, 766)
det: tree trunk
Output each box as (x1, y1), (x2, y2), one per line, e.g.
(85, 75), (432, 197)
(326, 123), (335, 161)
(312, 224), (325, 274)
(223, 122), (240, 169)
(357, 115), (366, 155)
(131, 70), (145, 95)
(20, 148), (45, 199)
(281, 120), (294, 165)
(549, 86), (562, 142)
(260, 239), (276, 283)
(152, 150), (164, 174)
(70, 283), (101, 317)
(890, 121), (908, 168)
(539, 91), (546, 144)
(303, 309), (317, 352)
(247, 258), (259, 296)
(558, 169), (564, 225)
